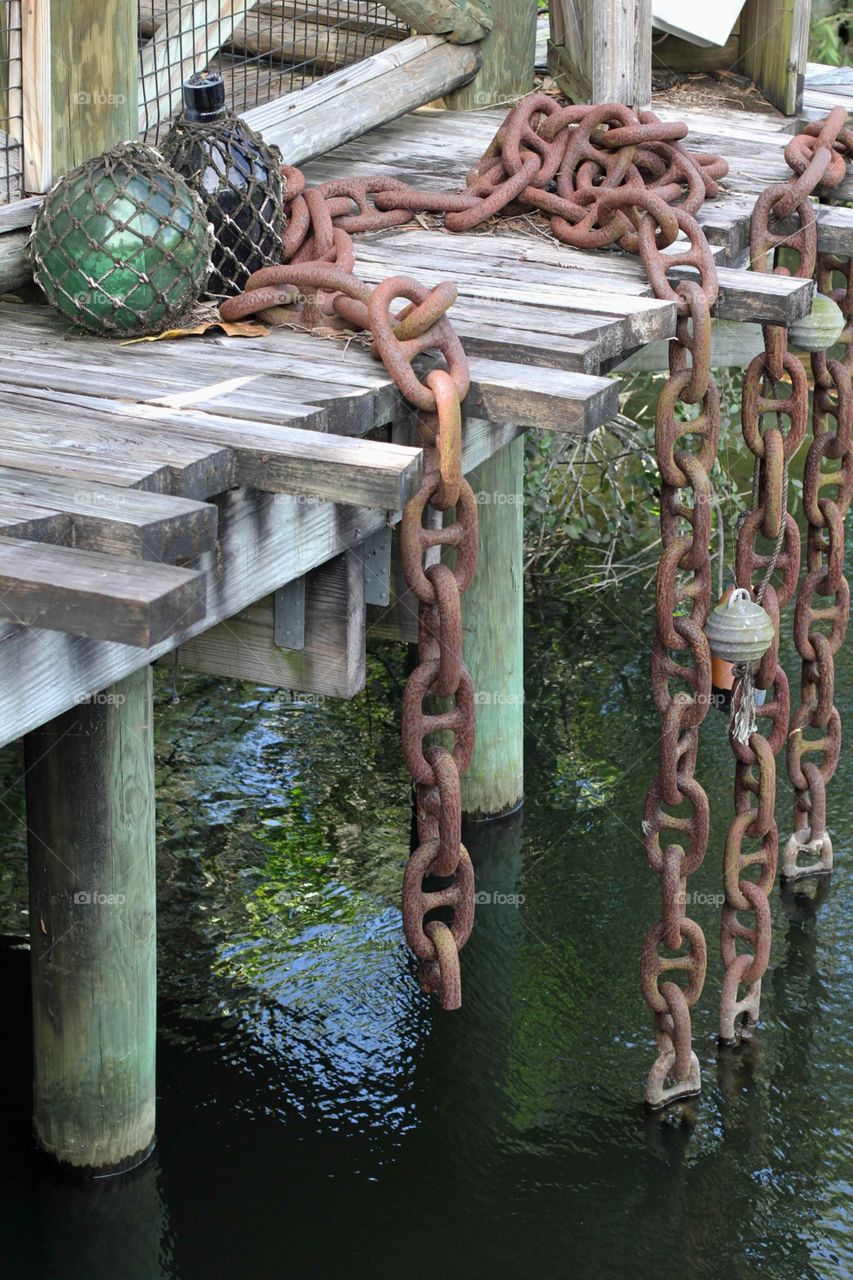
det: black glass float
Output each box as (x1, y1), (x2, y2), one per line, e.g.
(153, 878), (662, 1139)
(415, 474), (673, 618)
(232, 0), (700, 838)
(160, 71), (285, 298)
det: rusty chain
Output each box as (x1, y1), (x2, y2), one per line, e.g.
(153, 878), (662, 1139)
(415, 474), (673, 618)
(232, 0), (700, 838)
(219, 97), (730, 1017)
(217, 98), (852, 1072)
(717, 109), (853, 1046)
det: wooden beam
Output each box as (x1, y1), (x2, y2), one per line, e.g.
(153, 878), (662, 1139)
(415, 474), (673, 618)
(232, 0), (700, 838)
(445, 0), (535, 109)
(47, 0), (138, 182)
(0, 537), (206, 646)
(138, 0), (259, 136)
(591, 0), (652, 111)
(739, 0), (811, 116)
(25, 664), (156, 1173)
(380, 0), (492, 43)
(242, 34), (481, 165)
(176, 550), (367, 697)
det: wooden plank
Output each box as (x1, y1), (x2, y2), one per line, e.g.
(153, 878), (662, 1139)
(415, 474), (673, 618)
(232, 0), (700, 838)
(0, 385), (422, 509)
(0, 467), (218, 561)
(26, 664), (157, 1173)
(0, 488), (389, 746)
(461, 436), (523, 816)
(547, 39), (591, 105)
(591, 0), (651, 110)
(445, 0), (535, 109)
(242, 35), (481, 165)
(464, 357), (618, 433)
(0, 391), (237, 498)
(177, 550), (367, 697)
(0, 193), (40, 229)
(651, 30), (741, 74)
(149, 414), (424, 509)
(49, 0), (138, 180)
(363, 231), (813, 325)
(0, 497), (71, 543)
(352, 258), (677, 348)
(0, 537), (206, 646)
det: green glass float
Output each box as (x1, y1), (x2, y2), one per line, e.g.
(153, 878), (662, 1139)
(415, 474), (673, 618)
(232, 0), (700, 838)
(28, 141), (213, 337)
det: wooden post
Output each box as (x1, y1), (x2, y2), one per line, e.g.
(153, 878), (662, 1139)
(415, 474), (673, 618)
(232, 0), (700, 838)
(591, 0), (652, 110)
(739, 0), (811, 116)
(460, 435), (524, 819)
(380, 0), (492, 44)
(25, 665), (157, 1174)
(23, 0), (138, 194)
(444, 0), (535, 110)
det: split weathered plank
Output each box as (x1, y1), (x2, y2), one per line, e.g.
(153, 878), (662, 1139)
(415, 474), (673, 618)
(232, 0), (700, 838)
(176, 550), (367, 697)
(146, 413), (424, 508)
(0, 488), (389, 746)
(0, 537), (206, 646)
(0, 467), (218, 561)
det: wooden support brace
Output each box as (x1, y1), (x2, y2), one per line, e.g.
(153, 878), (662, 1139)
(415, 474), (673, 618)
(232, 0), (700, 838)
(25, 664), (157, 1174)
(174, 550), (367, 698)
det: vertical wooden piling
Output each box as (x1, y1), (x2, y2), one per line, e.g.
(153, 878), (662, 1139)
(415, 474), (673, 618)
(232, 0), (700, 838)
(739, 0), (811, 116)
(22, 0), (138, 194)
(444, 0), (536, 109)
(25, 666), (157, 1174)
(591, 0), (652, 110)
(460, 436), (524, 819)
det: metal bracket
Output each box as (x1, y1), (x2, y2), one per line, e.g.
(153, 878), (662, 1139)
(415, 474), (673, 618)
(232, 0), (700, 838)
(361, 526), (392, 607)
(273, 577), (305, 650)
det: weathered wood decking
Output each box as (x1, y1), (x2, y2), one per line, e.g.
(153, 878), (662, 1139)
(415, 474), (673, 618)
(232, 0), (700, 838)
(0, 95), (850, 748)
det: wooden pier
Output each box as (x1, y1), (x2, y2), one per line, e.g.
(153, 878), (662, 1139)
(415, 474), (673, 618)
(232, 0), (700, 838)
(0, 0), (850, 1173)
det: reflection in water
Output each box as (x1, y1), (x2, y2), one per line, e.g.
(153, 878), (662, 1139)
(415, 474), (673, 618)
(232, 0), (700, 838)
(0, 583), (850, 1277)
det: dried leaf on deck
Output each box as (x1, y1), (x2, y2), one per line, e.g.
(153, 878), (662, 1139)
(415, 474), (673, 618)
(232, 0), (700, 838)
(120, 318), (271, 345)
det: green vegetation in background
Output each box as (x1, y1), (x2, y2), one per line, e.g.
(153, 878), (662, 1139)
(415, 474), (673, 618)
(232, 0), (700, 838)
(810, 3), (853, 65)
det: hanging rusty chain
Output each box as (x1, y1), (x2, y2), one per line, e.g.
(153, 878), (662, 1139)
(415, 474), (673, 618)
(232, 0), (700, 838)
(219, 97), (729, 1015)
(218, 99), (852, 1059)
(718, 108), (853, 1037)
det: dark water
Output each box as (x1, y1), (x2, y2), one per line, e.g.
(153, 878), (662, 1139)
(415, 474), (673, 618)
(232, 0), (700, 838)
(0, 573), (851, 1280)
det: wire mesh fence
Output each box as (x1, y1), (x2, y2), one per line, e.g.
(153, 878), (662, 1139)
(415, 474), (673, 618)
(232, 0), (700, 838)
(0, 0), (23, 204)
(138, 0), (409, 143)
